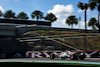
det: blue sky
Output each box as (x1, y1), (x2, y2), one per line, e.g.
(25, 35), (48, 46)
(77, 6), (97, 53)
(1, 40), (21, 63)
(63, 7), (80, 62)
(0, 0), (98, 29)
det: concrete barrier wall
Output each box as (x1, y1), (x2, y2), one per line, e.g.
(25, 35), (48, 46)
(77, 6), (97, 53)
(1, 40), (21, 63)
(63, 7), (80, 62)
(0, 25), (16, 36)
(0, 51), (99, 58)
(26, 51), (100, 58)
(0, 30), (16, 36)
(0, 25), (16, 30)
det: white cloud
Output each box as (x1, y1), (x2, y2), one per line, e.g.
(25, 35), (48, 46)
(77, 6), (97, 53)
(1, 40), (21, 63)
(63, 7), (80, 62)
(77, 8), (90, 15)
(78, 8), (90, 12)
(78, 21), (91, 29)
(48, 4), (90, 29)
(54, 17), (66, 25)
(48, 4), (74, 17)
(48, 4), (74, 27)
(62, 19), (66, 25)
(78, 10), (83, 12)
(48, 4), (91, 29)
(0, 6), (5, 13)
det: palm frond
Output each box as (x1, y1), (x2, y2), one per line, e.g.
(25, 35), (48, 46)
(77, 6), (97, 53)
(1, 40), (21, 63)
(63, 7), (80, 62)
(97, 4), (100, 12)
(89, 2), (96, 10)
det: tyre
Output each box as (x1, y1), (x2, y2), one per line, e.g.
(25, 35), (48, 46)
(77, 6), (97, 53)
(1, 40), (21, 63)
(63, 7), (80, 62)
(79, 55), (85, 60)
(70, 54), (74, 60)
(61, 57), (66, 60)
(50, 54), (55, 59)
(70, 54), (78, 60)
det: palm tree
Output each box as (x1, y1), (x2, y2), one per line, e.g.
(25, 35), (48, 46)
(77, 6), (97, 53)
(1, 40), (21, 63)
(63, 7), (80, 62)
(77, 2), (89, 33)
(31, 10), (44, 21)
(89, 0), (100, 32)
(88, 18), (97, 30)
(45, 13), (57, 22)
(0, 11), (3, 17)
(77, 2), (89, 10)
(4, 10), (16, 18)
(17, 12), (28, 19)
(66, 15), (78, 29)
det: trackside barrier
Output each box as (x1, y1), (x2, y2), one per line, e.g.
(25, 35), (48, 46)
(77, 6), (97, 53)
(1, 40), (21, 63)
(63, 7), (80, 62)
(0, 51), (99, 58)
(26, 51), (100, 58)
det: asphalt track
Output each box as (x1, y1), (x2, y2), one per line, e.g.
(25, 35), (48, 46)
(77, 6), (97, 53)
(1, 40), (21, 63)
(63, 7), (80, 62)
(0, 58), (100, 65)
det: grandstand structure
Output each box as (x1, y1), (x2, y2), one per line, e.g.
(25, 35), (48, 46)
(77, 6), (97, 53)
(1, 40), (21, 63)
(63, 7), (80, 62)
(0, 18), (99, 54)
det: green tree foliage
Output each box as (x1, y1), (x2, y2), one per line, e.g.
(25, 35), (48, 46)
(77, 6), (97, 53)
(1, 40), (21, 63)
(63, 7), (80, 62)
(89, 0), (100, 3)
(45, 13), (57, 22)
(77, 2), (89, 10)
(89, 0), (100, 12)
(66, 15), (78, 29)
(89, 0), (100, 32)
(0, 11), (3, 17)
(4, 10), (16, 18)
(17, 12), (28, 19)
(31, 10), (44, 21)
(88, 18), (97, 30)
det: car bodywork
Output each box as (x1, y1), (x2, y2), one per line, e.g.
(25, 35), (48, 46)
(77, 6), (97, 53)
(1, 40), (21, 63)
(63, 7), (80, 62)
(50, 51), (86, 60)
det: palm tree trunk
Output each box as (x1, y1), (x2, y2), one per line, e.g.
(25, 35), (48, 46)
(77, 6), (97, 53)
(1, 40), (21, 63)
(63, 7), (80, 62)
(37, 16), (39, 21)
(37, 16), (39, 26)
(71, 24), (73, 29)
(92, 25), (97, 30)
(85, 9), (87, 33)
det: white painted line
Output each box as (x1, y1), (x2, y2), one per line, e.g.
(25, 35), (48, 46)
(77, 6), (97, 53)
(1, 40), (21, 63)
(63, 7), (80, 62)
(0, 60), (100, 65)
(33, 60), (100, 65)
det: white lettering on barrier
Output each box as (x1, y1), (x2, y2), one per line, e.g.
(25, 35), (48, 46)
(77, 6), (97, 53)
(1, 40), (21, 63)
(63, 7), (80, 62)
(26, 52), (59, 58)
(85, 51), (97, 58)
(53, 52), (59, 56)
(34, 52), (42, 58)
(31, 52), (42, 58)
(26, 52), (29, 58)
(53, 52), (60, 58)
(43, 52), (50, 58)
(32, 53), (34, 58)
(26, 51), (100, 58)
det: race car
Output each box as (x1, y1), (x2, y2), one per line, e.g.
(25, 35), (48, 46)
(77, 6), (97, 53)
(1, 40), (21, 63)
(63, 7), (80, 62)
(50, 51), (86, 60)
